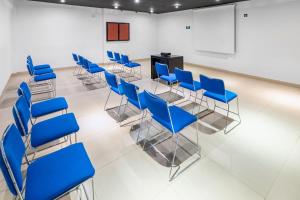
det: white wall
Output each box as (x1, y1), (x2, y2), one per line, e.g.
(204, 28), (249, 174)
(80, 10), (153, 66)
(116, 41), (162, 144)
(157, 0), (300, 85)
(12, 0), (157, 72)
(0, 0), (14, 95)
(103, 9), (157, 63)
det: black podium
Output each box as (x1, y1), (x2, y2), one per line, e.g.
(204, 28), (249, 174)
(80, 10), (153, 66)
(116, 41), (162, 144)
(151, 55), (184, 79)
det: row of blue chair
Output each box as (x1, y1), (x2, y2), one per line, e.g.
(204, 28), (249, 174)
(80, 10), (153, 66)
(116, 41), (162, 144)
(155, 63), (241, 134)
(0, 81), (96, 199)
(72, 53), (106, 85)
(107, 51), (142, 80)
(103, 71), (200, 181)
(26, 56), (57, 99)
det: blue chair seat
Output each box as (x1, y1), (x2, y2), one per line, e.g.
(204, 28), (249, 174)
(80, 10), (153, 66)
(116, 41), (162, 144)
(31, 113), (79, 147)
(128, 91), (147, 110)
(110, 58), (116, 62)
(111, 84), (124, 95)
(87, 66), (105, 74)
(31, 97), (68, 118)
(25, 143), (95, 200)
(153, 105), (197, 133)
(33, 64), (51, 70)
(160, 73), (177, 84)
(180, 81), (202, 91)
(33, 68), (53, 76)
(124, 62), (141, 68)
(204, 90), (237, 103)
(34, 73), (56, 82)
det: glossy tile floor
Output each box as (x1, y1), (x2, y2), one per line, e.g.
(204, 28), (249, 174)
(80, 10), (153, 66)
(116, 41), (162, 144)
(1, 60), (300, 200)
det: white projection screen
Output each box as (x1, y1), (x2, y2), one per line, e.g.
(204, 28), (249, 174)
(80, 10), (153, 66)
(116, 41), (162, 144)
(193, 4), (236, 54)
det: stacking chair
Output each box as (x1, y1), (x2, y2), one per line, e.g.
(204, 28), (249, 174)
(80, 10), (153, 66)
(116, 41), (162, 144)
(26, 63), (57, 98)
(13, 96), (79, 149)
(104, 71), (124, 115)
(113, 52), (125, 72)
(72, 53), (81, 76)
(120, 79), (147, 131)
(27, 63), (53, 76)
(121, 54), (142, 80)
(18, 82), (68, 121)
(107, 51), (116, 63)
(200, 74), (241, 133)
(143, 91), (200, 181)
(27, 55), (51, 70)
(0, 124), (95, 200)
(174, 68), (205, 113)
(83, 62), (106, 85)
(154, 62), (178, 94)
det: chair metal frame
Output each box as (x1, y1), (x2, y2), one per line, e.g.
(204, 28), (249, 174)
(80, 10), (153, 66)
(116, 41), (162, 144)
(0, 124), (95, 200)
(154, 63), (178, 95)
(119, 55), (142, 81)
(199, 75), (241, 134)
(13, 100), (77, 160)
(142, 92), (201, 181)
(82, 63), (106, 86)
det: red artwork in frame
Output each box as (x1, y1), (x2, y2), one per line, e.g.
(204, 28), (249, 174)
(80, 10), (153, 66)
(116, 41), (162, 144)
(106, 22), (130, 41)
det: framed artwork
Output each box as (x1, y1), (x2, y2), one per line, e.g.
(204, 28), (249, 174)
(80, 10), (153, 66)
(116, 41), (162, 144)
(106, 22), (130, 41)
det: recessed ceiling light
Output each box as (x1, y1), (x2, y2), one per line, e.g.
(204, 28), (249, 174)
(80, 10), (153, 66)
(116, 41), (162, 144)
(174, 3), (181, 9)
(134, 0), (140, 3)
(150, 7), (154, 13)
(113, 2), (120, 9)
(215, 0), (221, 2)
(61, 0), (65, 3)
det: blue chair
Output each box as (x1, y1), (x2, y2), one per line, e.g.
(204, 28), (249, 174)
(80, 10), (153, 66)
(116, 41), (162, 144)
(143, 90), (200, 181)
(113, 52), (125, 72)
(120, 79), (147, 136)
(26, 62), (57, 98)
(82, 62), (106, 85)
(27, 55), (51, 70)
(200, 74), (241, 133)
(120, 54), (142, 80)
(18, 82), (68, 121)
(72, 53), (81, 76)
(104, 71), (124, 115)
(154, 62), (178, 94)
(0, 124), (95, 200)
(107, 51), (116, 62)
(174, 68), (206, 113)
(13, 96), (79, 149)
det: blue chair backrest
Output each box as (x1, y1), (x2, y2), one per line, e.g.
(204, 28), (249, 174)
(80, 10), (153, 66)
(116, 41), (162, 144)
(155, 63), (169, 77)
(78, 55), (84, 65)
(120, 79), (138, 102)
(144, 91), (171, 124)
(121, 55), (130, 64)
(26, 64), (34, 76)
(107, 51), (114, 59)
(13, 96), (31, 136)
(105, 71), (118, 89)
(114, 52), (121, 61)
(174, 68), (193, 85)
(0, 124), (25, 196)
(18, 82), (32, 106)
(200, 75), (225, 95)
(200, 74), (211, 91)
(27, 55), (33, 64)
(210, 78), (226, 95)
(72, 53), (78, 62)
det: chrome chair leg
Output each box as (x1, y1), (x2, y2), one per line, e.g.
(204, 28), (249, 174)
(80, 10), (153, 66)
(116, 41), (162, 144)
(143, 118), (153, 149)
(154, 79), (159, 94)
(169, 134), (180, 181)
(117, 96), (124, 115)
(136, 111), (146, 144)
(104, 90), (112, 111)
